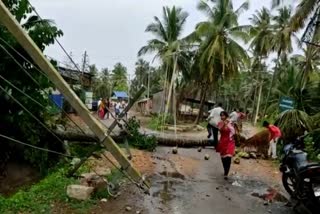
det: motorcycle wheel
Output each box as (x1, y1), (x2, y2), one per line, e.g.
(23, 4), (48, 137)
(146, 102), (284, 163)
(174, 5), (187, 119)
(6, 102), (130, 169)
(282, 173), (296, 197)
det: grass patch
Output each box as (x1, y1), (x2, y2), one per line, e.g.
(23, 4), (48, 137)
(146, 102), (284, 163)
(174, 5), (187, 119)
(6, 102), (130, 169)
(0, 164), (124, 214)
(199, 121), (207, 129)
(147, 114), (173, 131)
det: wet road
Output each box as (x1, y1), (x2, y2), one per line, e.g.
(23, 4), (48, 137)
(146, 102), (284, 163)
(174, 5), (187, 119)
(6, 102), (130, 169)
(98, 147), (294, 214)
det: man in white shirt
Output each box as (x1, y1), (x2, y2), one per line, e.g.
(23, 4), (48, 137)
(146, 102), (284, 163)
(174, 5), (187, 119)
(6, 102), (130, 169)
(229, 108), (239, 124)
(97, 98), (102, 113)
(115, 101), (121, 117)
(207, 103), (224, 146)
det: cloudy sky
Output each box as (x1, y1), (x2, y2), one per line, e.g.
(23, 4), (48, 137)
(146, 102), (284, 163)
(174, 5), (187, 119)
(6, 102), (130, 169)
(31, 0), (295, 75)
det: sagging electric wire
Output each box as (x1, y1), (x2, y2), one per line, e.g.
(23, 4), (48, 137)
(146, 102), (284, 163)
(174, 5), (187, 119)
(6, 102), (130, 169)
(0, 39), (87, 136)
(0, 133), (75, 158)
(0, 38), (120, 138)
(0, 34), (149, 192)
(26, 0), (83, 74)
(0, 84), (66, 145)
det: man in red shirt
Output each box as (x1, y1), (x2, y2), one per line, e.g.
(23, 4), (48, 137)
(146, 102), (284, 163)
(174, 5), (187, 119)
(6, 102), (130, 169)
(263, 121), (282, 159)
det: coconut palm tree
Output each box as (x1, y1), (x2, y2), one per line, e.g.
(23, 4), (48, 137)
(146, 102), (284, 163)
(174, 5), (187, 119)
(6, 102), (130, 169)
(138, 6), (190, 116)
(249, 7), (274, 58)
(249, 7), (274, 124)
(191, 0), (250, 123)
(135, 58), (150, 87)
(272, 0), (319, 32)
(138, 6), (190, 79)
(263, 6), (298, 115)
(196, 0), (249, 80)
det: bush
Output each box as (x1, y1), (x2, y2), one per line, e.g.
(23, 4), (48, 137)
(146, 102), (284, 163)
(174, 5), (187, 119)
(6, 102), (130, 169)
(275, 110), (312, 143)
(304, 131), (320, 161)
(125, 117), (157, 151)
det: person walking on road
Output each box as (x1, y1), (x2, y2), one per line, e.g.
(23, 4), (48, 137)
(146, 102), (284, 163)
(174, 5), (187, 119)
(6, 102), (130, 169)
(98, 99), (105, 119)
(263, 121), (282, 159)
(115, 100), (121, 117)
(104, 98), (110, 119)
(216, 111), (235, 180)
(207, 103), (224, 147)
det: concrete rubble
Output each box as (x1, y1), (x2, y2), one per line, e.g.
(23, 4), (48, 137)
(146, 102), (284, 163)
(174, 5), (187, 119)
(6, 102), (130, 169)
(66, 185), (94, 201)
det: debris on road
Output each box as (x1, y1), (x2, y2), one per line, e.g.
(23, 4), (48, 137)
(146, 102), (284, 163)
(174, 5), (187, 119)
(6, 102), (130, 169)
(125, 206), (132, 211)
(249, 152), (257, 159)
(238, 151), (250, 159)
(251, 188), (288, 203)
(232, 181), (242, 187)
(198, 147), (202, 152)
(172, 147), (178, 154)
(234, 157), (241, 164)
(66, 185), (94, 201)
(100, 198), (108, 202)
(204, 154), (210, 160)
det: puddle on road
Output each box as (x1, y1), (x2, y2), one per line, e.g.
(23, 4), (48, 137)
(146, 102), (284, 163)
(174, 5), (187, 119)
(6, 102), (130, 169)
(159, 171), (185, 180)
(152, 180), (181, 202)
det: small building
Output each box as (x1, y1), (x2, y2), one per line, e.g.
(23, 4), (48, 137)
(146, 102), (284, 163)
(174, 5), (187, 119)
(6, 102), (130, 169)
(136, 98), (152, 115)
(112, 91), (128, 101)
(56, 66), (94, 111)
(58, 66), (93, 89)
(150, 90), (214, 119)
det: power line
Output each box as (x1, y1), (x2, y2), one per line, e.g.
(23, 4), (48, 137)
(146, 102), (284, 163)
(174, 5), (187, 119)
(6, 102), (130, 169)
(0, 84), (66, 145)
(0, 37), (122, 140)
(0, 74), (46, 109)
(0, 38), (87, 136)
(0, 133), (74, 158)
(26, 0), (83, 75)
(0, 43), (43, 86)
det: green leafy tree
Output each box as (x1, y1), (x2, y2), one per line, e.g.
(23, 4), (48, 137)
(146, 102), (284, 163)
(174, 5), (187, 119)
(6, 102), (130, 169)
(263, 6), (297, 115)
(135, 58), (150, 87)
(93, 68), (112, 99)
(111, 62), (128, 91)
(191, 0), (250, 123)
(138, 6), (191, 115)
(0, 0), (63, 173)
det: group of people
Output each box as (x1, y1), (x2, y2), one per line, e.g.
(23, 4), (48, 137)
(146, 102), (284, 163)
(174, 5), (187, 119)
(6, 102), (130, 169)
(206, 103), (281, 180)
(98, 98), (128, 120)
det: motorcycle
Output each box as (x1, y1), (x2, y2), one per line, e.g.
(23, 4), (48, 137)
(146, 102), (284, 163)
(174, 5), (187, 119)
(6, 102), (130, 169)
(279, 135), (320, 213)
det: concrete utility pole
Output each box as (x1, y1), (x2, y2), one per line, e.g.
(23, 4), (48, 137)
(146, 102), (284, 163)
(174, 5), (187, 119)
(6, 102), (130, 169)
(0, 1), (148, 189)
(81, 51), (87, 73)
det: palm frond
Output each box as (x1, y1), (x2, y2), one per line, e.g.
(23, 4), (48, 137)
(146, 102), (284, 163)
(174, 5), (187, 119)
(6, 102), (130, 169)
(235, 1), (249, 16)
(275, 109), (312, 142)
(290, 0), (318, 32)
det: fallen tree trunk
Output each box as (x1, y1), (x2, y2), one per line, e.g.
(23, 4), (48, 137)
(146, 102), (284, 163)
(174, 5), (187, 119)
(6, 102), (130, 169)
(55, 127), (252, 149)
(53, 129), (125, 143)
(54, 129), (213, 148)
(156, 136), (210, 147)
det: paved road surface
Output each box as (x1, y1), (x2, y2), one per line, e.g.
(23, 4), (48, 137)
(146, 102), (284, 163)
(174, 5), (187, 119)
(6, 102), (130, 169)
(96, 147), (293, 214)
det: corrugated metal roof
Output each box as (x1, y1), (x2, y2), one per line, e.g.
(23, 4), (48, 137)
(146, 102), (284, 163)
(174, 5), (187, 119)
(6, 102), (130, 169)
(112, 91), (128, 98)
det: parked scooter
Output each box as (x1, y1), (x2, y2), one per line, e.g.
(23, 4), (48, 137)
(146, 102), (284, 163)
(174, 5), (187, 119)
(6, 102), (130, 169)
(280, 135), (320, 213)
